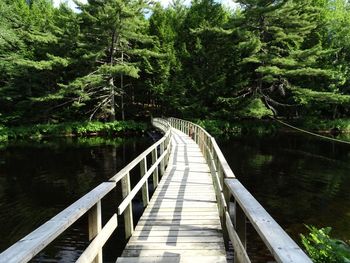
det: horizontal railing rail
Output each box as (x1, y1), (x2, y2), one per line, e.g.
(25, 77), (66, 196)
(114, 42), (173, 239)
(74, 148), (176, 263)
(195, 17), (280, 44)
(168, 117), (312, 263)
(0, 118), (172, 263)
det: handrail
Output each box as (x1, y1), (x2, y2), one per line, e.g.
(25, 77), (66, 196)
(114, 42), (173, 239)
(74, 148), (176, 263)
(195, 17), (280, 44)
(0, 118), (172, 263)
(167, 117), (311, 263)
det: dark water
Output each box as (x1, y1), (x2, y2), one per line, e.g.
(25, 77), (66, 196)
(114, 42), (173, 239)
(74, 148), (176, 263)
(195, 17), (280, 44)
(1, 132), (350, 262)
(219, 132), (350, 259)
(0, 136), (154, 262)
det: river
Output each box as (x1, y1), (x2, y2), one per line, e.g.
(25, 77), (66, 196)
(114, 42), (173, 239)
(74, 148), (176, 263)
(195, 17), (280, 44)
(0, 132), (349, 262)
(219, 132), (350, 260)
(0, 136), (154, 262)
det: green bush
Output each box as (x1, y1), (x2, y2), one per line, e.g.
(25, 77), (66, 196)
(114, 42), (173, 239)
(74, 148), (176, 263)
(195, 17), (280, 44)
(1, 121), (148, 141)
(301, 225), (350, 263)
(193, 119), (278, 138)
(0, 125), (8, 142)
(296, 118), (350, 132)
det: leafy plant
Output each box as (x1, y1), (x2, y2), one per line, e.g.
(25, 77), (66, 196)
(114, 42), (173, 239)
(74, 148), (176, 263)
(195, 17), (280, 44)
(301, 225), (350, 263)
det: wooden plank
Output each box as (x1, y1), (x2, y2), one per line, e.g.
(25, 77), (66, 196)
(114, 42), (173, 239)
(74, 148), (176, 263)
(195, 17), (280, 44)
(140, 211), (220, 216)
(77, 214), (118, 263)
(118, 150), (167, 214)
(117, 126), (226, 263)
(135, 219), (221, 226)
(122, 249), (226, 257)
(121, 172), (133, 239)
(225, 178), (312, 263)
(211, 138), (235, 178)
(225, 212), (250, 263)
(88, 201), (102, 263)
(130, 229), (222, 237)
(0, 182), (115, 263)
(138, 216), (220, 221)
(110, 131), (168, 183)
(134, 225), (222, 231)
(128, 236), (223, 243)
(140, 157), (149, 207)
(143, 207), (218, 212)
(116, 256), (227, 263)
(151, 149), (159, 189)
(125, 243), (224, 250)
(143, 203), (218, 208)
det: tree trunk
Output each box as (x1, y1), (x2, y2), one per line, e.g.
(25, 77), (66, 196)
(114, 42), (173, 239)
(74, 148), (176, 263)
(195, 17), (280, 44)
(121, 51), (125, 121)
(110, 77), (115, 122)
(109, 28), (117, 122)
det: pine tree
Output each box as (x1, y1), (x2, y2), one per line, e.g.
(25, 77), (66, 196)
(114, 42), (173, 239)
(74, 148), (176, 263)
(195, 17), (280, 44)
(224, 0), (346, 117)
(148, 1), (187, 116)
(0, 0), (70, 124)
(59, 0), (156, 121)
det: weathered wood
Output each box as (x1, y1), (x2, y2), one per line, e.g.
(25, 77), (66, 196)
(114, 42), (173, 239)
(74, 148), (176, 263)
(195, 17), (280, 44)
(130, 229), (222, 237)
(77, 214), (118, 263)
(110, 118), (171, 183)
(121, 172), (133, 239)
(128, 236), (224, 243)
(225, 212), (251, 263)
(225, 178), (312, 263)
(122, 249), (226, 257)
(151, 148), (159, 189)
(88, 201), (102, 263)
(159, 141), (165, 176)
(0, 182), (115, 263)
(235, 200), (247, 252)
(116, 256), (227, 263)
(140, 157), (149, 207)
(119, 128), (226, 263)
(118, 150), (167, 215)
(134, 225), (222, 231)
(125, 243), (225, 249)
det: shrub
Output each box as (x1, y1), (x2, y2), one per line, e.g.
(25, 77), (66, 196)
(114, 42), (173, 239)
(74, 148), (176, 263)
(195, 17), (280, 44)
(301, 225), (350, 263)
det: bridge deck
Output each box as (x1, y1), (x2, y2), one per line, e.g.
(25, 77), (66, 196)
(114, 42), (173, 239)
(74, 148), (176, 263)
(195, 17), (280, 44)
(116, 129), (227, 263)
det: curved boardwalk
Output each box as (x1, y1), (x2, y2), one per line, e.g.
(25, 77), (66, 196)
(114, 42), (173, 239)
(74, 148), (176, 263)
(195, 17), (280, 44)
(116, 128), (227, 263)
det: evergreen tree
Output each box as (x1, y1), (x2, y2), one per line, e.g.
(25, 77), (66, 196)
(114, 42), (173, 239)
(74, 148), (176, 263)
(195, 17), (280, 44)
(58, 0), (156, 121)
(0, 0), (70, 124)
(176, 0), (230, 118)
(223, 0), (347, 118)
(148, 1), (187, 116)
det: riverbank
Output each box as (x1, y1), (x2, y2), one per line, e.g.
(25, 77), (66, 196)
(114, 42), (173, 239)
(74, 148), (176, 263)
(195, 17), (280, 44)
(0, 121), (149, 143)
(194, 118), (350, 138)
(2, 118), (350, 144)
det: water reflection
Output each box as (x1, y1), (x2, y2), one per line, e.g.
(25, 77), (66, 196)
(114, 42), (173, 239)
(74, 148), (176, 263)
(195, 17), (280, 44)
(0, 136), (153, 262)
(219, 133), (350, 243)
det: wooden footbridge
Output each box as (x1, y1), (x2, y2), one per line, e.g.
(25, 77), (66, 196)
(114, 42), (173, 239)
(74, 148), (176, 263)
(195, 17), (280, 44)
(0, 118), (312, 263)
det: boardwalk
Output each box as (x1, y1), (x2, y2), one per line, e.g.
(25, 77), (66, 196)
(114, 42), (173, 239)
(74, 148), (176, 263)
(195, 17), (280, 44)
(0, 118), (312, 263)
(116, 128), (227, 263)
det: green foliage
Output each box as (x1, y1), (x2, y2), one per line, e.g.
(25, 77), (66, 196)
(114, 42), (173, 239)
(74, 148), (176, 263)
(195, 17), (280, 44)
(295, 118), (350, 132)
(236, 98), (273, 119)
(0, 125), (8, 143)
(194, 119), (279, 138)
(301, 225), (350, 263)
(2, 0), (350, 125)
(1, 121), (148, 141)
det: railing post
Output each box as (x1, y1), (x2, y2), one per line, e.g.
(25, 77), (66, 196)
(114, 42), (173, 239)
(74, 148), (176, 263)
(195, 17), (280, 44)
(140, 157), (149, 207)
(160, 141), (165, 176)
(121, 172), (134, 239)
(234, 200), (247, 262)
(152, 148), (159, 189)
(88, 201), (102, 263)
(221, 169), (230, 250)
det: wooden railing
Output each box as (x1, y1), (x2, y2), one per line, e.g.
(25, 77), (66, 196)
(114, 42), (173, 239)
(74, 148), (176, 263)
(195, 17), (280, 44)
(0, 118), (172, 263)
(168, 117), (312, 263)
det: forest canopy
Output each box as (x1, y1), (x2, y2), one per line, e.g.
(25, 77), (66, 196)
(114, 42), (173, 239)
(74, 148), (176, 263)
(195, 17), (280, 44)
(1, 0), (350, 125)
